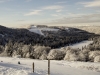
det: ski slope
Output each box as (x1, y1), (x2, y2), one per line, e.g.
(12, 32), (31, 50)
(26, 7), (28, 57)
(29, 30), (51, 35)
(28, 26), (59, 35)
(0, 57), (100, 75)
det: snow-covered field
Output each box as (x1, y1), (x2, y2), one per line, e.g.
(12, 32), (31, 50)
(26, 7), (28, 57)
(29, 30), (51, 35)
(0, 57), (100, 75)
(70, 40), (93, 49)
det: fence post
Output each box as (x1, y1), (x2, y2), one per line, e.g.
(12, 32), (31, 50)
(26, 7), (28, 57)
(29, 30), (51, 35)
(48, 59), (50, 75)
(33, 62), (34, 73)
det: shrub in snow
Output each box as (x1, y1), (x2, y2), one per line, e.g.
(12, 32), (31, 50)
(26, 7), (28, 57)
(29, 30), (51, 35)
(0, 51), (8, 57)
(64, 52), (79, 61)
(86, 44), (94, 51)
(69, 54), (79, 61)
(22, 53), (26, 58)
(64, 48), (80, 61)
(21, 45), (33, 58)
(94, 56), (100, 62)
(33, 46), (51, 59)
(39, 53), (47, 60)
(12, 50), (17, 57)
(47, 49), (65, 60)
(22, 45), (30, 53)
(25, 52), (30, 58)
(79, 52), (87, 61)
(60, 46), (71, 54)
(82, 49), (90, 54)
(78, 49), (90, 61)
(89, 51), (100, 61)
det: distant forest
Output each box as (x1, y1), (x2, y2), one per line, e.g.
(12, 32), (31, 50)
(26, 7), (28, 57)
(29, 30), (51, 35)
(0, 25), (96, 48)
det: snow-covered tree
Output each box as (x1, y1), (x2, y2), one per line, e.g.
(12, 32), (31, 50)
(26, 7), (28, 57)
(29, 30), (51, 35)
(22, 45), (30, 53)
(39, 53), (47, 60)
(47, 49), (65, 60)
(94, 56), (100, 62)
(25, 52), (30, 58)
(33, 46), (51, 59)
(89, 51), (100, 62)
(64, 48), (80, 61)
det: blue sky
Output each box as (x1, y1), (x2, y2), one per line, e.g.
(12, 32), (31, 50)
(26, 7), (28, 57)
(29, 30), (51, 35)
(0, 0), (100, 27)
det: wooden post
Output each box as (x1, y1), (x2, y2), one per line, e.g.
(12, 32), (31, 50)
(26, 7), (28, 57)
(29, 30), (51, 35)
(48, 59), (50, 75)
(33, 62), (34, 73)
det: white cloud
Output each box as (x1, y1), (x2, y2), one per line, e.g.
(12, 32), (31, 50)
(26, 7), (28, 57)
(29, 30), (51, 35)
(42, 5), (63, 10)
(24, 10), (42, 16)
(24, 5), (64, 16)
(79, 0), (100, 7)
(51, 14), (65, 17)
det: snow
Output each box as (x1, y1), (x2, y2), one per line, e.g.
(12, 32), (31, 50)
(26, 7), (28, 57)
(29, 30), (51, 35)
(61, 40), (93, 49)
(28, 26), (59, 35)
(0, 57), (100, 75)
(70, 40), (93, 49)
(29, 29), (44, 35)
(59, 40), (93, 50)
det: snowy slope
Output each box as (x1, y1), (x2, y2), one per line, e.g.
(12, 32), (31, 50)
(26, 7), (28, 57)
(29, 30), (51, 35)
(70, 40), (93, 49)
(29, 29), (44, 35)
(28, 25), (59, 35)
(0, 57), (100, 75)
(59, 40), (93, 50)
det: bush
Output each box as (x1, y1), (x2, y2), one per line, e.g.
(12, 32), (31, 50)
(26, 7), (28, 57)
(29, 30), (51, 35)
(78, 49), (90, 61)
(60, 46), (71, 54)
(33, 46), (51, 59)
(64, 48), (88, 61)
(89, 51), (100, 61)
(26, 52), (30, 58)
(0, 51), (8, 57)
(69, 54), (79, 61)
(39, 53), (47, 60)
(94, 56), (100, 62)
(22, 45), (30, 53)
(64, 50), (79, 61)
(47, 49), (65, 60)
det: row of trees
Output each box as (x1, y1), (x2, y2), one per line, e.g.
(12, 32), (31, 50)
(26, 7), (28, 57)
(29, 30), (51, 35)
(0, 38), (100, 62)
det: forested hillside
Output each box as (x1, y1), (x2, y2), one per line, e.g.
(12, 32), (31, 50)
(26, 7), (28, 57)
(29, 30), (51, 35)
(0, 25), (94, 48)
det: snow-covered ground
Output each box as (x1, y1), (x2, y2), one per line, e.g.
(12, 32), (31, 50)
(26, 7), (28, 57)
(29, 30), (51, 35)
(70, 40), (93, 49)
(0, 57), (100, 75)
(28, 26), (59, 35)
(60, 40), (93, 49)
